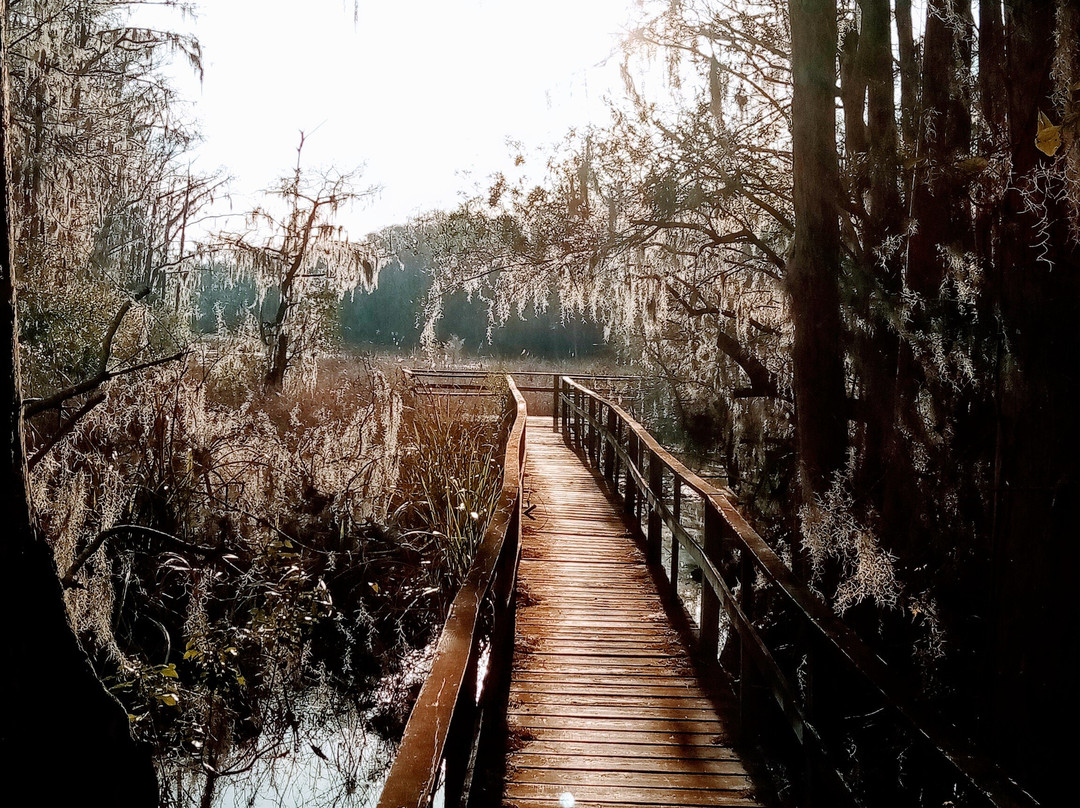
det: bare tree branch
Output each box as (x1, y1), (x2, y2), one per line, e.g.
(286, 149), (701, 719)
(61, 524), (220, 589)
(27, 392), (105, 471)
(24, 349), (186, 418)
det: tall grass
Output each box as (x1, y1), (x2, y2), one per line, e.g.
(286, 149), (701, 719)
(393, 375), (511, 609)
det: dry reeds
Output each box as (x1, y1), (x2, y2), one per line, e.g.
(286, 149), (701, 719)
(394, 374), (510, 602)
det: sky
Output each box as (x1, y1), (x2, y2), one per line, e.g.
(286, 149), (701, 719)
(142, 0), (642, 237)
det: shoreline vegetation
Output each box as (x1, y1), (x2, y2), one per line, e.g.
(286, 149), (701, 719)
(39, 347), (603, 805)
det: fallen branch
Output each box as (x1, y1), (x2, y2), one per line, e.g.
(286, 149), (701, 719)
(24, 349), (186, 418)
(27, 392), (106, 471)
(61, 524), (218, 589)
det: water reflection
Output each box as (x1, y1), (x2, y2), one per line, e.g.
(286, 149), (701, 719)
(159, 658), (432, 808)
(214, 715), (392, 808)
(165, 697), (394, 808)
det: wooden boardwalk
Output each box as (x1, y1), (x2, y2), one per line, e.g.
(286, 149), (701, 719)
(504, 417), (764, 808)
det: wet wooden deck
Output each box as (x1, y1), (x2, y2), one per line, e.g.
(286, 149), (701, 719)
(504, 417), (764, 808)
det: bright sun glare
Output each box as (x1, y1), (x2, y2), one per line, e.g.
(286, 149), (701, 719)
(140, 0), (638, 236)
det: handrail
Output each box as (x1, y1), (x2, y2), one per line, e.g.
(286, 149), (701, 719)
(402, 367), (643, 395)
(403, 367), (639, 381)
(404, 367), (646, 427)
(556, 375), (1039, 808)
(378, 376), (527, 808)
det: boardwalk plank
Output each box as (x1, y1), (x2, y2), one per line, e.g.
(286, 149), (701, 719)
(504, 418), (764, 807)
(510, 740), (741, 761)
(512, 693), (719, 710)
(509, 679), (712, 697)
(509, 754), (749, 774)
(510, 704), (721, 720)
(507, 768), (753, 790)
(504, 783), (760, 808)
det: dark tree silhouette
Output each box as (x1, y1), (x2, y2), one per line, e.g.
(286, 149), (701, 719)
(1, 3), (157, 802)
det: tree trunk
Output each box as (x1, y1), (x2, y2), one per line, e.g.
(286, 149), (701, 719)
(787, 0), (847, 514)
(839, 25), (867, 159)
(882, 0), (974, 562)
(264, 330), (289, 392)
(852, 0), (902, 504)
(906, 0), (973, 297)
(894, 0), (919, 148)
(1, 8), (158, 804)
(987, 3), (1080, 803)
(978, 0), (1006, 143)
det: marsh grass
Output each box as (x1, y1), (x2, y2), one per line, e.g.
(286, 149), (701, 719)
(393, 374), (511, 609)
(26, 342), (510, 805)
(28, 347), (538, 805)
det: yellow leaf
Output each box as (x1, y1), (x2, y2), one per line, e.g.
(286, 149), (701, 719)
(1036, 110), (1061, 156)
(955, 156), (988, 176)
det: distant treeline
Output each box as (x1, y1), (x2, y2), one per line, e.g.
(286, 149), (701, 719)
(193, 252), (608, 360)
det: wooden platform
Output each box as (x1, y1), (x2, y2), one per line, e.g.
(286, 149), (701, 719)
(504, 418), (764, 808)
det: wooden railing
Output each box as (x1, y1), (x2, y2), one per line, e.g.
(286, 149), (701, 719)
(556, 375), (1039, 808)
(402, 367), (644, 418)
(377, 376), (527, 808)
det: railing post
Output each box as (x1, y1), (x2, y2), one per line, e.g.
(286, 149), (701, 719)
(699, 497), (722, 662)
(800, 627), (844, 807)
(613, 419), (623, 490)
(560, 379), (570, 443)
(573, 387), (582, 453)
(624, 430), (637, 522)
(578, 388), (585, 453)
(669, 478), (681, 592)
(442, 651), (479, 806)
(737, 547), (757, 743)
(802, 631), (819, 807)
(647, 453), (662, 567)
(565, 381), (572, 444)
(631, 438), (641, 523)
(636, 442), (646, 525)
(568, 385), (575, 449)
(552, 373), (559, 432)
(604, 406), (616, 483)
(472, 494), (521, 804)
(588, 395), (598, 467)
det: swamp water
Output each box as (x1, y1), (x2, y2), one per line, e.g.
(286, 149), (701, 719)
(166, 645), (436, 808)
